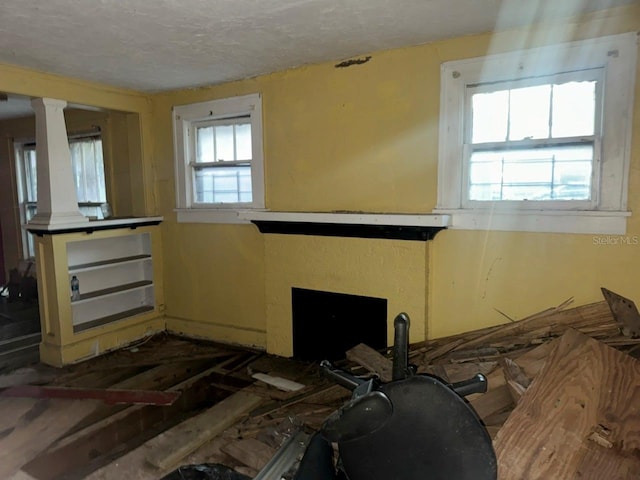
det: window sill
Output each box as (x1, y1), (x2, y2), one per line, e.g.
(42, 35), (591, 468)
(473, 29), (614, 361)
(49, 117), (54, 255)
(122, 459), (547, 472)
(175, 208), (252, 224)
(432, 209), (630, 235)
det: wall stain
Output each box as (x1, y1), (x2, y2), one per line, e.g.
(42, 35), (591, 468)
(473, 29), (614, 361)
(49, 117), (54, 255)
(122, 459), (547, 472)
(335, 56), (372, 68)
(482, 257), (502, 299)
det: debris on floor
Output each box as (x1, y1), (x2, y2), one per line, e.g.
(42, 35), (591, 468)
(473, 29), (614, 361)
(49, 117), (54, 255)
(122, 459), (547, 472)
(1, 290), (639, 479)
(494, 329), (640, 479)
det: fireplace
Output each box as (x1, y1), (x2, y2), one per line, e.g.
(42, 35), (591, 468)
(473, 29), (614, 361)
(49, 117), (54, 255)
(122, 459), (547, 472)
(292, 287), (388, 361)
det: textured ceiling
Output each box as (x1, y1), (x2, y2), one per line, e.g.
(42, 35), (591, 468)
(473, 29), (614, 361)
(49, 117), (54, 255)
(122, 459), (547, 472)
(0, 0), (636, 94)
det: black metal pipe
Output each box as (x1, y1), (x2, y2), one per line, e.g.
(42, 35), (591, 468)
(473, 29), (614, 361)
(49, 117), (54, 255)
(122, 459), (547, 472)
(392, 313), (410, 381)
(320, 360), (365, 391)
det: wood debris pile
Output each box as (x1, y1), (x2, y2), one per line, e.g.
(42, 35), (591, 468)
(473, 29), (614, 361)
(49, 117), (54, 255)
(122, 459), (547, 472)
(410, 299), (640, 434)
(346, 295), (640, 478)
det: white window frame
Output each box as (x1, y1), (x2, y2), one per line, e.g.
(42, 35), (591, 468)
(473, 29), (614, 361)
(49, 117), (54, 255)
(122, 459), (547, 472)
(435, 32), (637, 234)
(173, 93), (264, 224)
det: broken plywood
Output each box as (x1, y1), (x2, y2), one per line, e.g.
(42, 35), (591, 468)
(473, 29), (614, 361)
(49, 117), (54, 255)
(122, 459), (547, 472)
(494, 329), (640, 479)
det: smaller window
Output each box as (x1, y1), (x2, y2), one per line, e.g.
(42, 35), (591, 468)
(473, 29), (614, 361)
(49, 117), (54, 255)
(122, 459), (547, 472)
(173, 94), (264, 224)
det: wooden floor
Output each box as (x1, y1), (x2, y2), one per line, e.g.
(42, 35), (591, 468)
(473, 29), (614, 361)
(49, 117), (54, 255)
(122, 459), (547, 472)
(0, 333), (350, 479)
(1, 297), (639, 479)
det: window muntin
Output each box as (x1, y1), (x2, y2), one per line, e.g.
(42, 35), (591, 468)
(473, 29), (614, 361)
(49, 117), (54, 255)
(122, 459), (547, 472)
(464, 69), (602, 207)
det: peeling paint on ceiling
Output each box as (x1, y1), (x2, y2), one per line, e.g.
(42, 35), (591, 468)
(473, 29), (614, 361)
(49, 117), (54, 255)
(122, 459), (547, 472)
(0, 0), (636, 93)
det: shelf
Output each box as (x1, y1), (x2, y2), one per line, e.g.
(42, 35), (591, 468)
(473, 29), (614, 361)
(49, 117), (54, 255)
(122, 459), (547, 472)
(238, 211), (450, 241)
(26, 216), (163, 235)
(71, 280), (153, 304)
(73, 306), (155, 333)
(69, 254), (151, 272)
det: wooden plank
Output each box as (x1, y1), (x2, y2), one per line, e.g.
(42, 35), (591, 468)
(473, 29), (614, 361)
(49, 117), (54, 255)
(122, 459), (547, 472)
(421, 301), (615, 364)
(469, 384), (513, 420)
(85, 390), (263, 480)
(0, 367), (57, 389)
(494, 329), (640, 479)
(0, 398), (101, 478)
(601, 287), (640, 338)
(220, 438), (276, 471)
(345, 343), (393, 382)
(145, 390), (263, 471)
(84, 350), (236, 369)
(24, 366), (251, 479)
(251, 373), (305, 392)
(250, 383), (344, 419)
(55, 360), (212, 440)
(444, 361), (498, 383)
(0, 385), (180, 405)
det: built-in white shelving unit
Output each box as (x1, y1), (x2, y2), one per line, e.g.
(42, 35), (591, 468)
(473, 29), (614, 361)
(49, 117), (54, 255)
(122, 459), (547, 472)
(67, 232), (155, 333)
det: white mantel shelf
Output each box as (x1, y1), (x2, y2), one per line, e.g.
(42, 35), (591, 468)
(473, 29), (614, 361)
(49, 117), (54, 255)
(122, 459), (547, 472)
(238, 211), (450, 241)
(26, 216), (164, 235)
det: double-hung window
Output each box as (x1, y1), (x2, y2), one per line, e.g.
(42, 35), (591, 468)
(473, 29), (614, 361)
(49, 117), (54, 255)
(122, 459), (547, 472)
(436, 33), (637, 234)
(193, 117), (253, 204)
(173, 93), (264, 223)
(16, 133), (106, 257)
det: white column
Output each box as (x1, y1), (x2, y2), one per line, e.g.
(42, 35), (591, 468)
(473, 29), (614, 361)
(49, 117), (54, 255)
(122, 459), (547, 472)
(29, 98), (88, 226)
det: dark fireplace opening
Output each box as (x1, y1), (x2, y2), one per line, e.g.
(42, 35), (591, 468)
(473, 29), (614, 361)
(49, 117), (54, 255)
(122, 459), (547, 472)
(292, 287), (388, 361)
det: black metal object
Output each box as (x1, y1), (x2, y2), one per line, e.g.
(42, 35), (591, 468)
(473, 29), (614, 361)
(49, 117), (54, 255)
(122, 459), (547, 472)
(161, 463), (250, 480)
(450, 373), (488, 397)
(292, 433), (338, 480)
(320, 360), (366, 391)
(392, 313), (410, 381)
(338, 375), (496, 480)
(321, 390), (393, 443)
(317, 312), (497, 480)
(251, 220), (446, 241)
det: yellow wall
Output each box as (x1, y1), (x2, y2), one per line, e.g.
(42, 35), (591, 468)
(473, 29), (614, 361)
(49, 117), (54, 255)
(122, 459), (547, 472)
(154, 4), (640, 351)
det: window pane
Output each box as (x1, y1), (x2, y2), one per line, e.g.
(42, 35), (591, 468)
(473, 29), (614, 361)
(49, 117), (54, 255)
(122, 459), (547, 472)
(196, 126), (215, 163)
(70, 138), (106, 203)
(215, 125), (235, 162)
(235, 123), (252, 161)
(194, 165), (252, 203)
(469, 145), (592, 201)
(79, 205), (102, 218)
(471, 91), (509, 143)
(24, 148), (37, 202)
(509, 85), (551, 141)
(552, 81), (596, 138)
